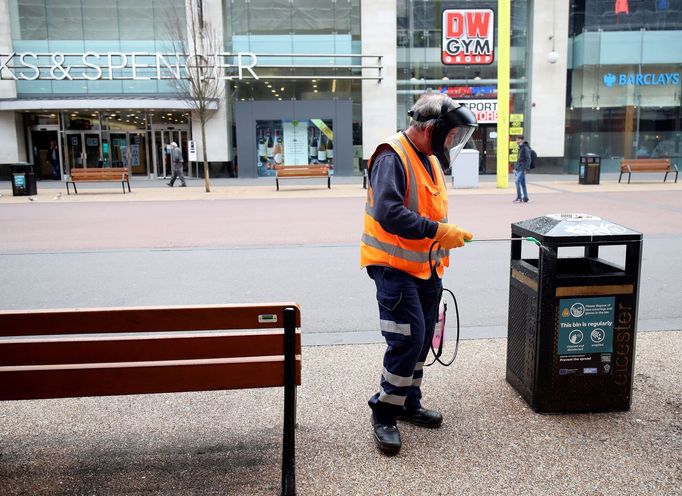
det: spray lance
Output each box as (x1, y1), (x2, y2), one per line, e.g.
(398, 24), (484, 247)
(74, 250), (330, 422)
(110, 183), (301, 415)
(426, 235), (542, 367)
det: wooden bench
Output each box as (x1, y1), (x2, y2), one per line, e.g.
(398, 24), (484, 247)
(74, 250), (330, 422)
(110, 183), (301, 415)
(619, 159), (678, 184)
(0, 303), (301, 496)
(275, 165), (331, 191)
(66, 167), (131, 194)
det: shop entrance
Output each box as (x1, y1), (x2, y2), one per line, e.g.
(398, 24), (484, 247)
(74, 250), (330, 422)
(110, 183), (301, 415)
(471, 125), (498, 174)
(28, 128), (61, 180)
(151, 127), (190, 179)
(108, 132), (150, 176)
(64, 131), (102, 172)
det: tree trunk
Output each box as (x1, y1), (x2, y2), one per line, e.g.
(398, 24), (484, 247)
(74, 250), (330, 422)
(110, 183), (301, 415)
(201, 116), (211, 193)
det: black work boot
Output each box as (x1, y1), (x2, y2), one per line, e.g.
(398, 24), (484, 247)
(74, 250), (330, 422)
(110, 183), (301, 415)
(371, 415), (401, 455)
(398, 407), (443, 428)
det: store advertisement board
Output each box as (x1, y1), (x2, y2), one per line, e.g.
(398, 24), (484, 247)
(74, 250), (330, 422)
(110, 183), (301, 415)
(442, 9), (495, 65)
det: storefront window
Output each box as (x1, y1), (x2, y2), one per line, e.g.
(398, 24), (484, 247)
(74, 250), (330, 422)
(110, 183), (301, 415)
(27, 112), (58, 126)
(9, 0), (186, 95)
(255, 119), (334, 177)
(64, 111), (101, 131)
(150, 111), (190, 126)
(567, 5), (682, 169)
(103, 111), (148, 131)
(397, 0), (530, 174)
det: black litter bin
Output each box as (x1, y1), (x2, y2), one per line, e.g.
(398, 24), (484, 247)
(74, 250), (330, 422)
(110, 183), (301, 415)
(10, 163), (37, 196)
(579, 154), (601, 185)
(506, 214), (642, 413)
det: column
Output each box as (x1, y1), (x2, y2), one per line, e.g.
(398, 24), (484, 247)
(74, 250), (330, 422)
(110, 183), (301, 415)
(361, 0), (397, 162)
(529, 0), (570, 157)
(186, 0), (229, 167)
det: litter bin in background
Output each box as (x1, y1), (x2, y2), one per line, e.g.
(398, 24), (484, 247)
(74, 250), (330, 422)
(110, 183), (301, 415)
(506, 214), (642, 413)
(578, 154), (601, 184)
(10, 163), (37, 196)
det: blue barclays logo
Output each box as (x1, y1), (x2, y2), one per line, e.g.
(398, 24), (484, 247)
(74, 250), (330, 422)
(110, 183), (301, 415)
(602, 72), (680, 87)
(603, 73), (616, 87)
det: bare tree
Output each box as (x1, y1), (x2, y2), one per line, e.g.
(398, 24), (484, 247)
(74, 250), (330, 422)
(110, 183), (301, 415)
(166, 0), (224, 193)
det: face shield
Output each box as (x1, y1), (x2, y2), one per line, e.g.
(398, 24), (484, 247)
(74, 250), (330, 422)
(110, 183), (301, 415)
(429, 101), (478, 170)
(443, 126), (476, 166)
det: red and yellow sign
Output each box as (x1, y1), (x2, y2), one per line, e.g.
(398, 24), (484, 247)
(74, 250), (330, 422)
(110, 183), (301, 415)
(441, 9), (495, 65)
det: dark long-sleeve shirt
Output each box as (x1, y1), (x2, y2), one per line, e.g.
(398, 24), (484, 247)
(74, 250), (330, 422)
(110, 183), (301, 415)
(368, 143), (439, 240)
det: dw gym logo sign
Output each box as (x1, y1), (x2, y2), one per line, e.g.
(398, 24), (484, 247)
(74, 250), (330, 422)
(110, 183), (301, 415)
(442, 9), (495, 65)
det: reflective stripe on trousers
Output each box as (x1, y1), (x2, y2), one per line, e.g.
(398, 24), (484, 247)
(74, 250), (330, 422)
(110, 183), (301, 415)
(367, 265), (441, 424)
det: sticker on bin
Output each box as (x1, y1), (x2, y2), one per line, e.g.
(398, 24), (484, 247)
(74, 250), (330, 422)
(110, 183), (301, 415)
(558, 297), (615, 355)
(547, 213), (601, 221)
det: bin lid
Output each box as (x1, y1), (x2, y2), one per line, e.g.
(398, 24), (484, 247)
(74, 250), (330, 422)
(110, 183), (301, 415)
(512, 213), (642, 244)
(9, 162), (34, 171)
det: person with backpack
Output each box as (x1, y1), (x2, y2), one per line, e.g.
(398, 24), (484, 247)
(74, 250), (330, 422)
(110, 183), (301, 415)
(513, 136), (531, 203)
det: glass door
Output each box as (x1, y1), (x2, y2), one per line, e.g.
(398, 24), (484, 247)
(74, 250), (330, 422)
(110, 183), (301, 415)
(65, 133), (84, 171)
(84, 133), (101, 167)
(29, 129), (60, 179)
(65, 132), (102, 170)
(152, 128), (189, 178)
(128, 132), (148, 176)
(485, 126), (498, 174)
(153, 129), (171, 178)
(110, 133), (127, 167)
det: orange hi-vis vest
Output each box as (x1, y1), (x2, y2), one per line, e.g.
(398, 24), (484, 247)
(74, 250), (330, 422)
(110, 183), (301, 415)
(360, 132), (450, 280)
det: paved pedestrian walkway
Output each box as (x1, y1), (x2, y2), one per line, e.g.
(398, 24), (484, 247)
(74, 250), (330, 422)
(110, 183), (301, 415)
(1, 331), (680, 495)
(1, 172), (680, 203)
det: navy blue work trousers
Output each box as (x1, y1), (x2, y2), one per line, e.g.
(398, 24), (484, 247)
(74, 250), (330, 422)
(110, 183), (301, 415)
(367, 265), (441, 425)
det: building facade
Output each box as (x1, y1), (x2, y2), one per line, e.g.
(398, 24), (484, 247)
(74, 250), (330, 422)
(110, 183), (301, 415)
(0, 1), (680, 180)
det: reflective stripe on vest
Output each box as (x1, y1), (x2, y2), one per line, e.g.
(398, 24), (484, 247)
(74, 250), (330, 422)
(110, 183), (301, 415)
(360, 132), (450, 279)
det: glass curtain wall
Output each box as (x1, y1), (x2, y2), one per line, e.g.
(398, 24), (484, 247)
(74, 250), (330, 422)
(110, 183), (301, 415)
(397, 0), (531, 172)
(566, 2), (682, 171)
(9, 0), (186, 95)
(223, 0), (362, 138)
(397, 1), (530, 125)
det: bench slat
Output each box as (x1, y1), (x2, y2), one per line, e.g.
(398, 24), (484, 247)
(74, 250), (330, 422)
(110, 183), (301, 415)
(0, 356), (302, 400)
(275, 166), (331, 191)
(0, 303), (302, 337)
(619, 158), (678, 183)
(0, 332), (301, 366)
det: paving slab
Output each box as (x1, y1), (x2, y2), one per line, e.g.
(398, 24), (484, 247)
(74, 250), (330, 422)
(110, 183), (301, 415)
(1, 331), (680, 495)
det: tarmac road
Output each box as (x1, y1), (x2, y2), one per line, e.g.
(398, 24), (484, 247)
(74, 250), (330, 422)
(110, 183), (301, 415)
(0, 184), (681, 344)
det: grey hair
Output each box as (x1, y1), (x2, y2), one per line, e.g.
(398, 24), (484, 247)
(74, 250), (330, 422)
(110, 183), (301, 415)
(409, 93), (452, 130)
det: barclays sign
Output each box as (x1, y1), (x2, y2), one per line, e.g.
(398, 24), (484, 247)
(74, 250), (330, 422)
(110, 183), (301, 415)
(602, 72), (680, 87)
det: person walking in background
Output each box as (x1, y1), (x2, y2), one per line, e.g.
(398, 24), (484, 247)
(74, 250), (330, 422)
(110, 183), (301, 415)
(513, 136), (531, 203)
(360, 92), (477, 455)
(48, 141), (60, 180)
(167, 142), (187, 187)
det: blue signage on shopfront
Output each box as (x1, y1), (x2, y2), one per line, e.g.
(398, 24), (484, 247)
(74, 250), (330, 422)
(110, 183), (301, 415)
(602, 72), (680, 87)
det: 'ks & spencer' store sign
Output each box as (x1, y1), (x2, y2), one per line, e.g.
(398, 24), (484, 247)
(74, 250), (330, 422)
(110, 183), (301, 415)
(442, 9), (495, 65)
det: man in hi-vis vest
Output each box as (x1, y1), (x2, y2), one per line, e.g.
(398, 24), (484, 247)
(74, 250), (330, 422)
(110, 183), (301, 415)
(360, 93), (477, 455)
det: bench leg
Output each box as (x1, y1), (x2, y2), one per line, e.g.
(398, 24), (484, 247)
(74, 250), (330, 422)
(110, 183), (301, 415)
(675, 171), (679, 183)
(73, 183), (78, 194)
(127, 180), (131, 192)
(628, 172), (631, 184)
(618, 172), (623, 183)
(276, 178), (280, 191)
(327, 177), (330, 189)
(281, 307), (297, 496)
(122, 181), (126, 194)
(66, 182), (70, 195)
